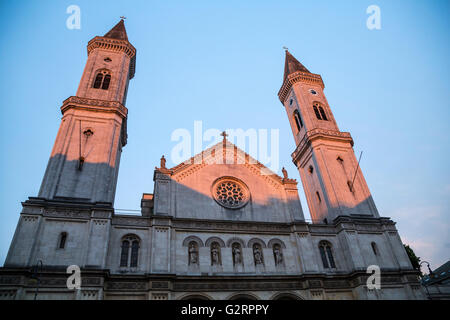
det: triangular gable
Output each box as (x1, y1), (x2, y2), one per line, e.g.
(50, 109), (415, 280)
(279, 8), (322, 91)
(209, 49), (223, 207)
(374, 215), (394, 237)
(165, 139), (287, 186)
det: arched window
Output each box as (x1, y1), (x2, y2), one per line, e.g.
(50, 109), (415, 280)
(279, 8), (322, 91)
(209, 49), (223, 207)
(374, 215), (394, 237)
(210, 242), (222, 266)
(93, 73), (103, 89)
(319, 241), (336, 269)
(313, 105), (322, 120)
(293, 110), (303, 131)
(318, 106), (328, 121)
(120, 235), (140, 268)
(313, 103), (328, 121)
(130, 240), (139, 267)
(316, 191), (322, 203)
(92, 70), (111, 90)
(59, 232), (67, 249)
(371, 242), (379, 256)
(102, 74), (111, 90)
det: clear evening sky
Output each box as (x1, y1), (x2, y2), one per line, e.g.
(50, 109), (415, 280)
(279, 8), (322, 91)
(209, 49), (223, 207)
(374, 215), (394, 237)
(0, 0), (448, 270)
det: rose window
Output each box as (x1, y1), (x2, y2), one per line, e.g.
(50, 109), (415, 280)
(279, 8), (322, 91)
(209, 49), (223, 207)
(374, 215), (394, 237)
(212, 177), (250, 209)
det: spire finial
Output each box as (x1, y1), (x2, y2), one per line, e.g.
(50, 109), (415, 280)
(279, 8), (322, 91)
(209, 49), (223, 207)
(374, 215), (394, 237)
(120, 16), (127, 20)
(283, 46), (289, 52)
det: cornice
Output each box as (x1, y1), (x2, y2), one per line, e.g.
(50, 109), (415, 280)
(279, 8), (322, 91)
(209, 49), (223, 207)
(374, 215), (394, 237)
(291, 128), (354, 165)
(278, 71), (325, 104)
(61, 96), (128, 119)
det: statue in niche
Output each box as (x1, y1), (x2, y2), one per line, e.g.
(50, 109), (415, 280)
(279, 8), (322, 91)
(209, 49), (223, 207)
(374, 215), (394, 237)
(253, 244), (264, 265)
(188, 242), (198, 265)
(211, 243), (221, 266)
(273, 244), (283, 266)
(232, 243), (242, 265)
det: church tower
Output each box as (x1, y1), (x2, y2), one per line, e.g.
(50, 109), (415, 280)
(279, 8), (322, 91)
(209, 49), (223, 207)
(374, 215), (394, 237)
(38, 20), (136, 206)
(278, 50), (379, 223)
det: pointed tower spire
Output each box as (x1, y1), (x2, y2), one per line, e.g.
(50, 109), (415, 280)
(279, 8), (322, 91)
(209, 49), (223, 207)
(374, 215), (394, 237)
(278, 50), (324, 103)
(104, 19), (128, 41)
(283, 50), (310, 81)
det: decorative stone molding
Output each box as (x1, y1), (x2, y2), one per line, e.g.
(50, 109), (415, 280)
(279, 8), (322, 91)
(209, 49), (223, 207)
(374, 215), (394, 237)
(151, 281), (169, 289)
(82, 277), (102, 286)
(173, 281), (301, 291)
(106, 282), (147, 290)
(61, 96), (128, 119)
(44, 208), (91, 219)
(205, 237), (226, 248)
(267, 238), (287, 249)
(247, 238), (267, 248)
(81, 290), (98, 298)
(93, 219), (108, 226)
(182, 236), (204, 247)
(112, 216), (150, 227)
(174, 219), (290, 234)
(278, 71), (325, 104)
(152, 293), (168, 300)
(22, 216), (38, 223)
(226, 237), (246, 248)
(292, 128), (354, 164)
(0, 290), (16, 300)
(0, 276), (21, 285)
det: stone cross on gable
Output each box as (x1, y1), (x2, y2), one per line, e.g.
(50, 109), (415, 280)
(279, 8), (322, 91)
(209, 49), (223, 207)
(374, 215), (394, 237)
(220, 131), (228, 140)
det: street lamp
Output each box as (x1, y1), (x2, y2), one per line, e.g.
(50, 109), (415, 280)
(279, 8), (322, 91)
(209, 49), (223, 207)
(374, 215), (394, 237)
(31, 260), (43, 300)
(419, 261), (433, 277)
(419, 261), (433, 300)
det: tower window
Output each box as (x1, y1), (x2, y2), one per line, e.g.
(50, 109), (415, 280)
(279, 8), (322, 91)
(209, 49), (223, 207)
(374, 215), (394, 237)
(93, 73), (103, 89)
(316, 191), (322, 203)
(371, 242), (379, 256)
(319, 241), (336, 269)
(347, 180), (354, 193)
(92, 70), (112, 90)
(319, 106), (328, 121)
(293, 110), (303, 131)
(313, 103), (328, 121)
(101, 74), (111, 90)
(58, 232), (67, 249)
(308, 165), (314, 174)
(120, 234), (140, 268)
(289, 99), (293, 106)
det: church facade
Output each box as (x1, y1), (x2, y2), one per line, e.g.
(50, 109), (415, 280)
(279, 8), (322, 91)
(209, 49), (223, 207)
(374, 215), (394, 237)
(0, 21), (425, 300)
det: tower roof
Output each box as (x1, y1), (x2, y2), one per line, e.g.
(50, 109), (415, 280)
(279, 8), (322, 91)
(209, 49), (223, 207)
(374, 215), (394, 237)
(283, 50), (310, 81)
(104, 19), (129, 41)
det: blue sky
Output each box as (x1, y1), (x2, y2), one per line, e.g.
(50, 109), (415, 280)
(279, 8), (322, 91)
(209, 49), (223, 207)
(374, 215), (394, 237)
(0, 0), (448, 270)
